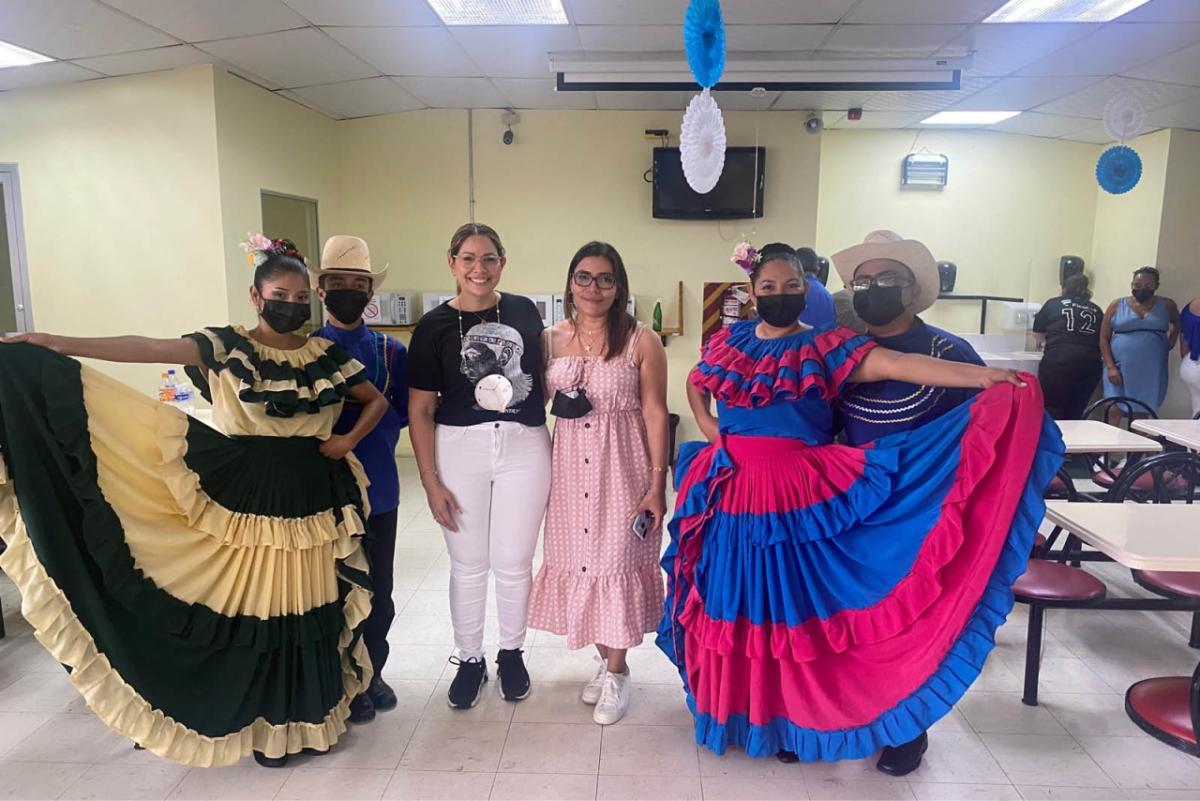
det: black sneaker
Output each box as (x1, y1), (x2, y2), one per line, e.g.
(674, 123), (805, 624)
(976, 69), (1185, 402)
(348, 691), (375, 724)
(496, 648), (531, 702)
(367, 675), (398, 711)
(447, 656), (488, 709)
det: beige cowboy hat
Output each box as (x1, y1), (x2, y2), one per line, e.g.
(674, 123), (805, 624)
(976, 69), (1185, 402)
(310, 234), (388, 285)
(831, 230), (940, 317)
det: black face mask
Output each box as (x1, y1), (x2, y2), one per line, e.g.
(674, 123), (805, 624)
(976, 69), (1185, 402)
(1132, 288), (1155, 304)
(260, 300), (310, 334)
(853, 285), (907, 327)
(755, 293), (807, 328)
(324, 289), (371, 325)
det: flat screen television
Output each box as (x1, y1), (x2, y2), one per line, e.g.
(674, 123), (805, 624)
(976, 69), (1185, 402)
(652, 146), (765, 220)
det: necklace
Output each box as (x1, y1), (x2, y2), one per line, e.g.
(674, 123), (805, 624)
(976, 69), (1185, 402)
(457, 294), (501, 342)
(574, 319), (606, 354)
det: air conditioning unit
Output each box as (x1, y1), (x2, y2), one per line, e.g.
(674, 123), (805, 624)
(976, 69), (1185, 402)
(902, 153), (949, 188)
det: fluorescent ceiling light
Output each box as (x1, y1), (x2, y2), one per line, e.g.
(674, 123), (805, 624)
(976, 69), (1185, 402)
(984, 0), (1153, 23)
(0, 39), (53, 69)
(426, 0), (567, 25)
(921, 110), (1021, 124)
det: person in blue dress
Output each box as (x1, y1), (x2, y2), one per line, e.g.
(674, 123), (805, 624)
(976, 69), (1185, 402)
(797, 246), (837, 328)
(1099, 266), (1180, 421)
(312, 235), (409, 723)
(832, 231), (984, 448)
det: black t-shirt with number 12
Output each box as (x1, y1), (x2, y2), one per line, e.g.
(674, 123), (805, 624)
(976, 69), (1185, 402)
(1033, 296), (1103, 363)
(407, 293), (547, 427)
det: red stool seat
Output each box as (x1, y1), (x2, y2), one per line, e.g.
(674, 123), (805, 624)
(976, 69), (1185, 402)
(1034, 533), (1048, 547)
(1094, 468), (1188, 492)
(1134, 570), (1200, 599)
(1013, 560), (1106, 602)
(1126, 676), (1195, 747)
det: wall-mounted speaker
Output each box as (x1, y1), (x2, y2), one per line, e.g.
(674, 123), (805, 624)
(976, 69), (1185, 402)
(937, 261), (957, 294)
(1059, 255), (1084, 286)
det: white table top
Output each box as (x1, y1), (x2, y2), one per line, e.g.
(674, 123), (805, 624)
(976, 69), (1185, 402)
(1132, 419), (1200, 451)
(1055, 420), (1164, 454)
(1044, 501), (1200, 571)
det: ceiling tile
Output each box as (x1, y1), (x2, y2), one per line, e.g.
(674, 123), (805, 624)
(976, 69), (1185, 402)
(275, 87), (340, 117)
(324, 26), (482, 77)
(100, 0), (306, 42)
(197, 28), (376, 87)
(1017, 22), (1200, 77)
(0, 59), (101, 91)
(594, 90), (688, 110)
(864, 77), (996, 112)
(772, 89), (878, 110)
(715, 90), (781, 110)
(565, 0), (686, 26)
(290, 76), (424, 117)
(948, 75), (1102, 111)
(721, 0), (859, 24)
(391, 76), (508, 108)
(826, 110), (926, 128)
(72, 44), (216, 76)
(280, 0), (442, 26)
(821, 24), (968, 56)
(1145, 98), (1200, 129)
(576, 25), (680, 51)
(0, 0), (177, 59)
(725, 25), (833, 51)
(491, 77), (597, 109)
(1122, 0), (1200, 22)
(845, 0), (1008, 24)
(448, 25), (580, 78)
(1124, 41), (1200, 86)
(1035, 76), (1200, 117)
(1060, 122), (1158, 143)
(937, 23), (1100, 77)
(990, 112), (1095, 138)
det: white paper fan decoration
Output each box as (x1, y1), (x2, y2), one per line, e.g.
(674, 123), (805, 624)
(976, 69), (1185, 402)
(680, 89), (726, 194)
(1104, 94), (1146, 142)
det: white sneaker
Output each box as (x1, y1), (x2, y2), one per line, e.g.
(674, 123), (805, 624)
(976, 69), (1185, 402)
(581, 657), (606, 705)
(593, 670), (632, 725)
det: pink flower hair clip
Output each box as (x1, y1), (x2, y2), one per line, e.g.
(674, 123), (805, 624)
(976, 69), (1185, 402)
(239, 233), (275, 269)
(730, 240), (760, 276)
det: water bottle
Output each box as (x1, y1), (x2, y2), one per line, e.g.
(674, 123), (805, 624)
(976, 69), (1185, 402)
(167, 369), (196, 415)
(652, 299), (663, 333)
(157, 372), (174, 404)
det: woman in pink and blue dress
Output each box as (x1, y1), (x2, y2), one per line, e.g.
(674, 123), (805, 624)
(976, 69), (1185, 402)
(657, 238), (1062, 770)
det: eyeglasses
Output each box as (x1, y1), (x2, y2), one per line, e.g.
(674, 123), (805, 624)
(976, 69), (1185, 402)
(849, 274), (915, 291)
(456, 254), (502, 270)
(572, 271), (617, 290)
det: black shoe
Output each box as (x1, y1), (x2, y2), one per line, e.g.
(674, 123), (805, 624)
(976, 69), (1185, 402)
(301, 747), (329, 757)
(447, 656), (488, 709)
(496, 648), (531, 702)
(775, 749), (799, 764)
(367, 675), (398, 711)
(876, 732), (928, 777)
(348, 691), (375, 724)
(253, 751), (288, 768)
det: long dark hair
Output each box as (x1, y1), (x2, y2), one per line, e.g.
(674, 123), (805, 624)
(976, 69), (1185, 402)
(254, 238), (307, 291)
(1062, 273), (1093, 301)
(565, 241), (637, 361)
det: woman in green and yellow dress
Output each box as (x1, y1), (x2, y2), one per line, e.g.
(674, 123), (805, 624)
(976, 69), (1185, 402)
(0, 237), (387, 768)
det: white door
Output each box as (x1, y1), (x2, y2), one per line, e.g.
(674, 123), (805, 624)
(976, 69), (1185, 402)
(0, 165), (33, 333)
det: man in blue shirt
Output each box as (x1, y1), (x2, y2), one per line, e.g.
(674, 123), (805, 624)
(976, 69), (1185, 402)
(797, 246), (836, 328)
(829, 230), (983, 776)
(312, 235), (408, 724)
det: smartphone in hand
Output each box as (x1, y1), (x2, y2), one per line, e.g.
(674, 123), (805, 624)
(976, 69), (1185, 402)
(631, 510), (654, 540)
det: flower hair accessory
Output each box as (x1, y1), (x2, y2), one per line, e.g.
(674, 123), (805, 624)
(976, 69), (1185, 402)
(239, 233), (303, 268)
(730, 240), (760, 276)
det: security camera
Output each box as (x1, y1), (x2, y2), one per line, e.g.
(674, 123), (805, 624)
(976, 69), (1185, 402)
(501, 109), (519, 145)
(804, 113), (823, 134)
(503, 128), (514, 145)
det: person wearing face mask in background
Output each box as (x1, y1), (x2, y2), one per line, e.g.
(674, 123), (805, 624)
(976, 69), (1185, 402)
(1099, 266), (1180, 422)
(312, 235), (408, 724)
(834, 230), (984, 449)
(795, 246), (837, 328)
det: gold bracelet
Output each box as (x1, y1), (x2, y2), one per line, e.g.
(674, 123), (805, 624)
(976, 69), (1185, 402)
(419, 469), (439, 477)
(650, 466), (667, 473)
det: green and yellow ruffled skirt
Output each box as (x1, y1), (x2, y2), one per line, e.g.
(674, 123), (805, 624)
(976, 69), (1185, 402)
(0, 344), (372, 766)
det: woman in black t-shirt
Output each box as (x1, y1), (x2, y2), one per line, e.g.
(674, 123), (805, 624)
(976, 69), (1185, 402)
(408, 223), (550, 710)
(1033, 273), (1104, 419)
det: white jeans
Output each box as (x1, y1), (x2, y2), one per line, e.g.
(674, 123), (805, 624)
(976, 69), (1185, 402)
(435, 421), (552, 660)
(1181, 358), (1200, 417)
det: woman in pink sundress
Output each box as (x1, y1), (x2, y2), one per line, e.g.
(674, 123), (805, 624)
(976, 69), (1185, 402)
(528, 241), (670, 725)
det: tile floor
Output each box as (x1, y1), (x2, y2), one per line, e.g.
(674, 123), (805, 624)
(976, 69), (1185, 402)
(1, 459), (1199, 800)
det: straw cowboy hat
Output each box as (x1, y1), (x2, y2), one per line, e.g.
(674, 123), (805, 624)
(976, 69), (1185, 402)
(831, 230), (940, 316)
(310, 234), (388, 285)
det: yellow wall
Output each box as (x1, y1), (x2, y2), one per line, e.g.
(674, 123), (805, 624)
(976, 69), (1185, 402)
(1155, 129), (1200, 417)
(816, 129), (1101, 334)
(0, 66), (227, 389)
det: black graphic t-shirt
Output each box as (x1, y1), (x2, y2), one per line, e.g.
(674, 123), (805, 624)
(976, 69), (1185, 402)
(408, 293), (547, 427)
(1033, 297), (1103, 363)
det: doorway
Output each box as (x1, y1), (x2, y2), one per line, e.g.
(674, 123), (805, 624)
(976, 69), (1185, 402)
(260, 191), (320, 332)
(0, 165), (34, 334)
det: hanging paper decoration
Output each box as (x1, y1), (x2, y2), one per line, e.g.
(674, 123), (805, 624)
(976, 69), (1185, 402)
(1103, 94), (1146, 143)
(684, 0), (726, 88)
(1096, 145), (1142, 195)
(680, 89), (727, 194)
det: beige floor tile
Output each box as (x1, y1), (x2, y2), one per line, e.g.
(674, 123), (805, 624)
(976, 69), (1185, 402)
(910, 732), (1010, 785)
(488, 772), (596, 801)
(801, 755), (883, 783)
(958, 693), (1069, 735)
(59, 762), (188, 800)
(0, 710), (52, 756)
(6, 713), (133, 763)
(807, 778), (915, 800)
(525, 648), (603, 684)
(1029, 659), (1122, 696)
(510, 681), (594, 725)
(1015, 786), (1126, 800)
(530, 630), (570, 649)
(399, 719), (509, 773)
(931, 707), (973, 734)
(1077, 736), (1200, 790)
(981, 734), (1113, 788)
(0, 637), (67, 673)
(910, 782), (1021, 800)
(972, 659), (1025, 693)
(618, 684), (693, 728)
(417, 567), (451, 592)
(696, 747), (801, 779)
(0, 760), (91, 800)
(389, 616), (456, 646)
(374, 680), (438, 720)
(700, 776), (808, 800)
(0, 673), (80, 713)
(382, 769), (495, 801)
(380, 646), (454, 681)
(274, 767), (392, 800)
(598, 724), (698, 776)
(621, 646), (683, 685)
(596, 775), (703, 801)
(422, 679), (515, 724)
(167, 765), (292, 800)
(498, 722), (600, 775)
(318, 717), (419, 770)
(401, 591), (453, 616)
(1038, 693), (1146, 738)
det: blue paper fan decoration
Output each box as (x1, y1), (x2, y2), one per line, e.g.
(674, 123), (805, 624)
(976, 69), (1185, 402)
(1096, 145), (1142, 195)
(684, 0), (725, 88)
